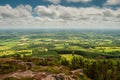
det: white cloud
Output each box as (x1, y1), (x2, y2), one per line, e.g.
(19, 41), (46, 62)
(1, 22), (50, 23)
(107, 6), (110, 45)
(105, 0), (120, 5)
(34, 5), (120, 21)
(0, 5), (120, 29)
(46, 0), (92, 4)
(0, 4), (32, 19)
(46, 0), (61, 4)
(66, 0), (92, 3)
(34, 6), (58, 18)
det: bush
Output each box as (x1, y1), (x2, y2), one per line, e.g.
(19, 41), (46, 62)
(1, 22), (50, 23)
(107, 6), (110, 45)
(70, 56), (81, 69)
(61, 58), (69, 66)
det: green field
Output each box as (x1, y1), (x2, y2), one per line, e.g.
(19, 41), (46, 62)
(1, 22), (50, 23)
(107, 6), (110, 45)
(0, 29), (120, 58)
(61, 54), (80, 61)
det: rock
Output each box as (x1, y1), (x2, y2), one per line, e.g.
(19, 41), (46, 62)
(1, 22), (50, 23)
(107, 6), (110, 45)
(34, 72), (48, 80)
(42, 75), (56, 80)
(25, 62), (36, 67)
(1, 69), (85, 80)
(71, 69), (83, 75)
(12, 70), (34, 77)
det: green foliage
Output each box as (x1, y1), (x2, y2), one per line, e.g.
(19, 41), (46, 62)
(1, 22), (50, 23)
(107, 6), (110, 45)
(69, 56), (85, 69)
(83, 60), (120, 80)
(32, 66), (70, 74)
(70, 56), (81, 69)
(61, 58), (69, 66)
(0, 62), (18, 74)
(75, 73), (88, 80)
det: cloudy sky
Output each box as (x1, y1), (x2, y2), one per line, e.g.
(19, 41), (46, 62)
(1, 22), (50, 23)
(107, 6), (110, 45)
(0, 0), (120, 29)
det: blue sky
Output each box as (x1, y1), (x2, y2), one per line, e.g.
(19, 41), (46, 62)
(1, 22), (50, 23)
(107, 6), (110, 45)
(0, 0), (120, 29)
(0, 0), (107, 8)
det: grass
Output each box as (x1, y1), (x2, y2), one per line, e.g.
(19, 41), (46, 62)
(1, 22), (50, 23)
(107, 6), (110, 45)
(0, 49), (32, 57)
(32, 51), (60, 58)
(96, 47), (120, 52)
(60, 54), (80, 61)
(0, 40), (18, 50)
(0, 50), (14, 56)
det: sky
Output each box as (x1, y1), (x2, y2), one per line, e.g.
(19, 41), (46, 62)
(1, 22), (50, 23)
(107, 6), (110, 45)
(0, 0), (120, 29)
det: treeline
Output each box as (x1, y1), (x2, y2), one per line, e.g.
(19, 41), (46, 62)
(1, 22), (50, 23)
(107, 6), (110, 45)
(54, 50), (101, 58)
(61, 56), (120, 80)
(1, 49), (120, 59)
(103, 51), (120, 58)
(54, 50), (120, 59)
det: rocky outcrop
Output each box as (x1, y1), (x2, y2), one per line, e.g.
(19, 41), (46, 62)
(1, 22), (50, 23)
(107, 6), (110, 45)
(1, 70), (85, 80)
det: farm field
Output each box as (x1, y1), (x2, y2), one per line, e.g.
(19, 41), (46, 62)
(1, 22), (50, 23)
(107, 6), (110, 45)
(0, 29), (120, 58)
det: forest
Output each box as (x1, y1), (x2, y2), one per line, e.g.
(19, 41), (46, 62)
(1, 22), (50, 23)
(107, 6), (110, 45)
(0, 29), (120, 80)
